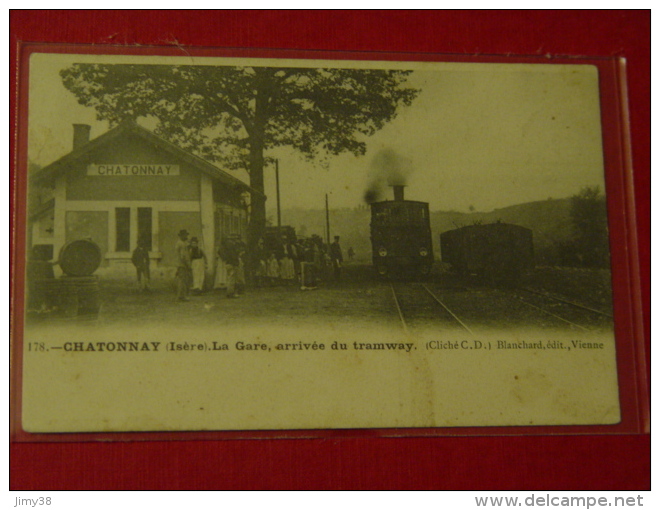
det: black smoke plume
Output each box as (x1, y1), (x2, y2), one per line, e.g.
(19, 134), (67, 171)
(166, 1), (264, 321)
(363, 149), (413, 203)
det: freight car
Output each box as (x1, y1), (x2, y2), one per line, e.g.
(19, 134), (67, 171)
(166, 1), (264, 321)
(370, 185), (433, 277)
(440, 222), (534, 285)
(262, 226), (297, 255)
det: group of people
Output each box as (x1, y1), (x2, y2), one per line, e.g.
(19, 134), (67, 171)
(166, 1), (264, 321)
(174, 229), (246, 301)
(253, 234), (343, 290)
(131, 229), (220, 301)
(131, 229), (345, 301)
(174, 229), (203, 301)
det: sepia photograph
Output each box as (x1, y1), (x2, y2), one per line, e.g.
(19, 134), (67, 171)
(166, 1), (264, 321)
(18, 49), (622, 434)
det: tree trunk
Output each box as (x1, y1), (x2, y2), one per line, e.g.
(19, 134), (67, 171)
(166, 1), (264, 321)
(246, 73), (269, 281)
(247, 133), (266, 277)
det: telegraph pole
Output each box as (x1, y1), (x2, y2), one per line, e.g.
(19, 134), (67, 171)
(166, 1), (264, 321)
(325, 193), (330, 246)
(275, 159), (281, 236)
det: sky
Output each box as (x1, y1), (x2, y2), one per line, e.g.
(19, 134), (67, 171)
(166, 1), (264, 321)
(27, 52), (606, 213)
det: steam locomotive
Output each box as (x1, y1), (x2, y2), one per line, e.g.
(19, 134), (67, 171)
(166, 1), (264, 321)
(370, 185), (433, 277)
(440, 222), (534, 285)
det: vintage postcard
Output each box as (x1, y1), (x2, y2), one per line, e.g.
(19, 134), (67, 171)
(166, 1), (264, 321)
(12, 47), (645, 436)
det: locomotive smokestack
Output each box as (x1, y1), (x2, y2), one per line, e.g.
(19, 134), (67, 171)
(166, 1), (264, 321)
(392, 185), (405, 201)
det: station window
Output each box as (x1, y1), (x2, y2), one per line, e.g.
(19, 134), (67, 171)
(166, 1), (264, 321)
(218, 210), (226, 235)
(137, 207), (152, 250)
(115, 208), (130, 252)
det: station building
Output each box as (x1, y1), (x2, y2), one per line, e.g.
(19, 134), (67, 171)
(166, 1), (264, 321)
(29, 121), (256, 276)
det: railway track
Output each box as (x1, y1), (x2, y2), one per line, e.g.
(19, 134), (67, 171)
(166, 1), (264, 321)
(390, 281), (474, 335)
(387, 271), (612, 333)
(507, 288), (613, 332)
(519, 287), (613, 318)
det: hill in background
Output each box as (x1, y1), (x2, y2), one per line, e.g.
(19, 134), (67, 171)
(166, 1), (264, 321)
(269, 197), (575, 265)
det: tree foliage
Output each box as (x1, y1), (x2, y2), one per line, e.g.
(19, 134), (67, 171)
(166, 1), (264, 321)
(60, 63), (419, 258)
(60, 64), (418, 172)
(567, 186), (610, 267)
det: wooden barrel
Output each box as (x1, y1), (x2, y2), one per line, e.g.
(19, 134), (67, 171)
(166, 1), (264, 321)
(59, 239), (102, 276)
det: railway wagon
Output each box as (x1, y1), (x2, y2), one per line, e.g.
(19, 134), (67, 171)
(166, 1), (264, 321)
(440, 222), (534, 285)
(263, 226), (297, 254)
(370, 185), (433, 277)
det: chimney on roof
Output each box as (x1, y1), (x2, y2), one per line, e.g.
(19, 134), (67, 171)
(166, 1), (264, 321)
(392, 185), (405, 201)
(73, 124), (91, 150)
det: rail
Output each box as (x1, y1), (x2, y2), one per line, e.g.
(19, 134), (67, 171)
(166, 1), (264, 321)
(390, 281), (474, 335)
(520, 287), (613, 318)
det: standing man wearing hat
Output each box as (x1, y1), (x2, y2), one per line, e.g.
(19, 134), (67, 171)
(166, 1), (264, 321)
(131, 238), (151, 292)
(175, 229), (192, 301)
(330, 235), (344, 282)
(189, 237), (208, 294)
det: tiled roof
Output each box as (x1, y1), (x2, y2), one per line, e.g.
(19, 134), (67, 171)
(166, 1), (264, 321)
(32, 121), (262, 197)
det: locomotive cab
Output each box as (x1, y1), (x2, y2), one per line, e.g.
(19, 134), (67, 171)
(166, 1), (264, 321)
(370, 185), (433, 277)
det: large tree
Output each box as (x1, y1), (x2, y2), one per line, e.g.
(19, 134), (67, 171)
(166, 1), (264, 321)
(569, 186), (610, 268)
(60, 64), (418, 261)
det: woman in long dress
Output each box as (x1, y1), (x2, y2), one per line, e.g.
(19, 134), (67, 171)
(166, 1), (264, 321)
(214, 243), (228, 290)
(266, 252), (280, 285)
(280, 243), (296, 284)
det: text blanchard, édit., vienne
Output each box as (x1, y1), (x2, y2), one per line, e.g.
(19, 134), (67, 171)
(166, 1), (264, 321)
(496, 340), (604, 350)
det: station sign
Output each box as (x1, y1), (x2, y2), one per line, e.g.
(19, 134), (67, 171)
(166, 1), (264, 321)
(87, 164), (180, 176)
